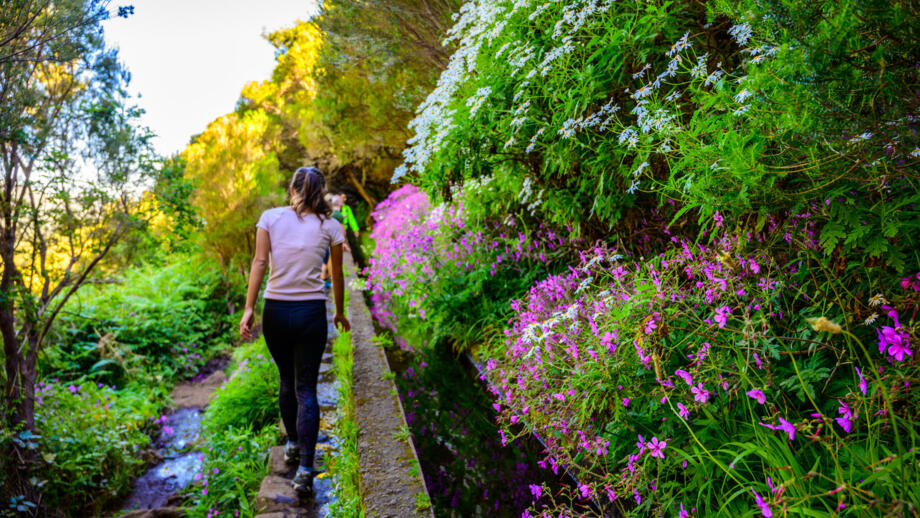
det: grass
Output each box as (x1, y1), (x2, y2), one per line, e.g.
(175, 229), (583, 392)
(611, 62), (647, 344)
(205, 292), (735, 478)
(327, 330), (364, 518)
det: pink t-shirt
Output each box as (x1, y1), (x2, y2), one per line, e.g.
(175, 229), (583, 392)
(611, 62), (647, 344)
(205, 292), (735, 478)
(256, 207), (345, 301)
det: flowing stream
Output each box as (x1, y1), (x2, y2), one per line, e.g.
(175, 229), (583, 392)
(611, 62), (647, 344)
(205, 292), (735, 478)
(384, 343), (590, 517)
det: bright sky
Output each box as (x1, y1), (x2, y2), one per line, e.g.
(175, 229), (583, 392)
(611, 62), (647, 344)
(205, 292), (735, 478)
(103, 0), (319, 157)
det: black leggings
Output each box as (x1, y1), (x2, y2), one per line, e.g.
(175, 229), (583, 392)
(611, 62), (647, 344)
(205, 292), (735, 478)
(262, 299), (328, 468)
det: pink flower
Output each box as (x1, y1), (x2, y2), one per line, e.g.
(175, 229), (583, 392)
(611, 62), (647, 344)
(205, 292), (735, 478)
(751, 487), (773, 517)
(674, 369), (694, 385)
(646, 436), (667, 459)
(679, 502), (689, 518)
(714, 306), (732, 328)
(677, 402), (690, 419)
(529, 484), (542, 498)
(855, 366), (867, 395)
(759, 418), (795, 441)
(835, 400), (855, 434)
(746, 389), (766, 405)
(604, 485), (617, 502)
(691, 383), (710, 403)
(877, 326), (912, 361)
(578, 483), (591, 499)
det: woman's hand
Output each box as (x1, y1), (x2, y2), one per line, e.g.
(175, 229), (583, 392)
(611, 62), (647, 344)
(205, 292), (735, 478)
(239, 307), (255, 340)
(334, 312), (351, 332)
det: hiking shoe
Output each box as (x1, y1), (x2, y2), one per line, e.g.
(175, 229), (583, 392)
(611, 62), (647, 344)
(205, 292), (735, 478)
(291, 466), (316, 496)
(283, 441), (299, 465)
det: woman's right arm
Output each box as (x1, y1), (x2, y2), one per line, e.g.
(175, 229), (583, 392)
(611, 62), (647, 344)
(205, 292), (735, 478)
(329, 242), (351, 332)
(240, 227), (271, 340)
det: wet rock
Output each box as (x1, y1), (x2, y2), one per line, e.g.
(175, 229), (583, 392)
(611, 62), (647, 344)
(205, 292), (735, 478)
(269, 446), (296, 477)
(256, 475), (301, 513)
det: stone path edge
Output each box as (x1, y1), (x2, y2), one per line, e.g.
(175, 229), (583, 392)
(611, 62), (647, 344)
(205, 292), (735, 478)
(345, 253), (433, 518)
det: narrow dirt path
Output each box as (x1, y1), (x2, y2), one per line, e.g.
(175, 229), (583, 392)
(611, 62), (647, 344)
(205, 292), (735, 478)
(345, 255), (432, 518)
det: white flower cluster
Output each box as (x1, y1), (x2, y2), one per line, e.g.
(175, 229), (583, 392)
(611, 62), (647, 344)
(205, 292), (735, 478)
(394, 0), (506, 182)
(728, 23), (753, 46)
(467, 86), (493, 116)
(519, 175), (545, 213)
(526, 127), (546, 153)
(511, 100), (531, 128)
(537, 35), (575, 77)
(550, 0), (615, 40)
(558, 100), (620, 140)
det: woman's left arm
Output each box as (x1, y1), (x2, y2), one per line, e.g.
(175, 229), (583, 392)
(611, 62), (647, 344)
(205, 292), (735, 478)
(240, 227), (271, 340)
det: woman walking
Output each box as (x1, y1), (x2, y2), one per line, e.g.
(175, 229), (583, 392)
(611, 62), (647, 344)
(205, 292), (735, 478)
(239, 166), (350, 495)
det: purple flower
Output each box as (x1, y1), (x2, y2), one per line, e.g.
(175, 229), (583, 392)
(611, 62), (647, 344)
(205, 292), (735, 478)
(646, 436), (667, 459)
(604, 485), (616, 502)
(691, 383), (710, 403)
(835, 400), (855, 434)
(877, 326), (912, 361)
(751, 487), (773, 517)
(855, 366), (867, 395)
(679, 502), (689, 518)
(674, 369), (694, 385)
(746, 389), (766, 405)
(578, 483), (591, 499)
(636, 434), (646, 454)
(677, 402), (690, 419)
(714, 305), (732, 328)
(529, 484), (542, 499)
(759, 418), (795, 441)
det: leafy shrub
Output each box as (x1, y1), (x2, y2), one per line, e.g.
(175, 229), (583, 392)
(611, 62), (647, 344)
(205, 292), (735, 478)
(183, 337), (282, 517)
(43, 256), (234, 384)
(182, 426), (276, 518)
(367, 184), (575, 350)
(394, 0), (920, 276)
(24, 380), (161, 514)
(203, 338), (280, 433)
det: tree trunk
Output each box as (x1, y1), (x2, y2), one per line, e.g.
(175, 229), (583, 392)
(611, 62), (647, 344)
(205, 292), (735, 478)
(345, 169), (377, 227)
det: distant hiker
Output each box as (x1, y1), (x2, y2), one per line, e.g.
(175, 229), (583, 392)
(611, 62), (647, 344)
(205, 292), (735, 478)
(339, 192), (366, 271)
(329, 194), (350, 253)
(339, 193), (360, 237)
(239, 166), (350, 496)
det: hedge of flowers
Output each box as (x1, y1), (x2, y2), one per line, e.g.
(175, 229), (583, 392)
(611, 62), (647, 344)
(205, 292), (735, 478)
(487, 235), (919, 516)
(369, 0), (920, 516)
(367, 183), (580, 350)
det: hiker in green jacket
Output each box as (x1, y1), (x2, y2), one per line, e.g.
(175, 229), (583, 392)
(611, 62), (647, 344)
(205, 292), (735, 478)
(339, 193), (359, 236)
(339, 193), (367, 270)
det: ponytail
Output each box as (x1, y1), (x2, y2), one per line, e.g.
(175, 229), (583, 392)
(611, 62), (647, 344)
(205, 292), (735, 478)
(290, 166), (331, 220)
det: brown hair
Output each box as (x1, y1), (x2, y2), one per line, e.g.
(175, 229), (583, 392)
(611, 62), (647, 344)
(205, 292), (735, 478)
(290, 166), (331, 220)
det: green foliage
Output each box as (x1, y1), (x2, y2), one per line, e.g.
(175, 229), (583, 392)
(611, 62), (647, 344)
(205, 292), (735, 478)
(183, 338), (285, 517)
(397, 0), (919, 276)
(203, 338), (280, 434)
(43, 256), (233, 385)
(182, 425), (277, 518)
(327, 331), (364, 518)
(25, 380), (161, 514)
